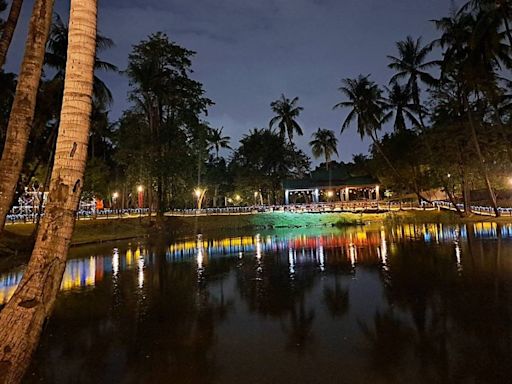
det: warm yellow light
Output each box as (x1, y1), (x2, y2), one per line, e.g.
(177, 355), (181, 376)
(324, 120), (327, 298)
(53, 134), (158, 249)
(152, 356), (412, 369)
(112, 192), (119, 199)
(194, 188), (202, 198)
(254, 192), (259, 197)
(235, 194), (241, 201)
(327, 191), (334, 198)
(508, 177), (512, 186)
(137, 185), (144, 193)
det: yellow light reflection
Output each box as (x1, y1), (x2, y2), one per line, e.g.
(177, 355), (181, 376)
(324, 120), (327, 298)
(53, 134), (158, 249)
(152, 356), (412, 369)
(112, 248), (119, 277)
(380, 229), (388, 270)
(256, 234), (262, 260)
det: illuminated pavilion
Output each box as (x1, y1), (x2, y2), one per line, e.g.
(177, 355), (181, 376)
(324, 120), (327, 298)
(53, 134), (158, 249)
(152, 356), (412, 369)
(283, 166), (380, 205)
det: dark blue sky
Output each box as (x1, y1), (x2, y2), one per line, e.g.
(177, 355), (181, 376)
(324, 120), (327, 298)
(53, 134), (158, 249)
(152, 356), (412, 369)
(5, 0), (458, 162)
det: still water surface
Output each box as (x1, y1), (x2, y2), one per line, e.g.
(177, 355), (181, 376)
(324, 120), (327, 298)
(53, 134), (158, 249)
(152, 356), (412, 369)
(1, 223), (512, 383)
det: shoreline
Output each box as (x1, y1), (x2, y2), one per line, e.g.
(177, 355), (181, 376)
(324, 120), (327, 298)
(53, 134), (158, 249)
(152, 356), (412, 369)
(1, 210), (511, 271)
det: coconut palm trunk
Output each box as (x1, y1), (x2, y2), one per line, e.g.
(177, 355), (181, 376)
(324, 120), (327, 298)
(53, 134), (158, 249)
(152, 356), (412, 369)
(0, 0), (54, 234)
(0, 0), (24, 68)
(464, 96), (500, 217)
(493, 108), (512, 165)
(0, 1), (97, 382)
(371, 132), (429, 203)
(443, 182), (463, 216)
(370, 135), (400, 178)
(462, 174), (472, 216)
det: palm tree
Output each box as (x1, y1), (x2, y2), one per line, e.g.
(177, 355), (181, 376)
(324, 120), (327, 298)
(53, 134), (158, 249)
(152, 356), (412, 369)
(0, 1), (97, 382)
(334, 75), (384, 138)
(333, 75), (406, 186)
(45, 13), (118, 106)
(382, 83), (422, 132)
(269, 94), (304, 144)
(309, 128), (339, 170)
(462, 0), (512, 48)
(207, 127), (231, 158)
(0, 0), (55, 233)
(323, 282), (349, 318)
(0, 0), (24, 68)
(387, 36), (437, 128)
(435, 11), (503, 216)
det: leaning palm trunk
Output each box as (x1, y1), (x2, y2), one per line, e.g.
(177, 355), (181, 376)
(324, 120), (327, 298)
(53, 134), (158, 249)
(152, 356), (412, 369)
(457, 151), (473, 217)
(0, 0), (54, 234)
(464, 97), (500, 217)
(493, 108), (512, 165)
(462, 175), (472, 217)
(443, 182), (463, 217)
(370, 133), (402, 181)
(370, 133), (429, 203)
(487, 95), (512, 165)
(0, 0), (24, 68)
(0, 1), (97, 382)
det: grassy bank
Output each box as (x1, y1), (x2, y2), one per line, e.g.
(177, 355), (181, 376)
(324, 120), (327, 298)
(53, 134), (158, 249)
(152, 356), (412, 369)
(1, 209), (510, 270)
(383, 209), (512, 225)
(0, 212), (367, 268)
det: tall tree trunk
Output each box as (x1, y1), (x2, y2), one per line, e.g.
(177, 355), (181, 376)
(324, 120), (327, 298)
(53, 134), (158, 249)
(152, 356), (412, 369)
(370, 134), (402, 180)
(156, 176), (164, 219)
(464, 97), (500, 217)
(0, 0), (24, 69)
(213, 185), (218, 207)
(0, 0), (54, 234)
(490, 103), (512, 165)
(457, 152), (472, 217)
(462, 175), (472, 217)
(371, 133), (429, 202)
(33, 127), (57, 236)
(443, 182), (463, 217)
(0, 1), (97, 382)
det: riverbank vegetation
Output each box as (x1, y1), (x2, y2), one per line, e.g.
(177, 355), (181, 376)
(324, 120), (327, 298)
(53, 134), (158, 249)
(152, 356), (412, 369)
(1, 1), (512, 223)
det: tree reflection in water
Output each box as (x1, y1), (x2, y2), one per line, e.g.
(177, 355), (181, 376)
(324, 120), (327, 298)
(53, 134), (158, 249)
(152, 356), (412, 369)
(1, 222), (510, 383)
(359, 223), (512, 384)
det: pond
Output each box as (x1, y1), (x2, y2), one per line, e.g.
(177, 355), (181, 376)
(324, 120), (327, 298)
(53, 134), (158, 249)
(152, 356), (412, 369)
(2, 222), (512, 383)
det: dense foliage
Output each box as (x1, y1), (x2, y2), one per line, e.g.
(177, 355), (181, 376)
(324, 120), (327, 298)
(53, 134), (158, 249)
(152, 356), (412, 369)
(1, 1), (512, 216)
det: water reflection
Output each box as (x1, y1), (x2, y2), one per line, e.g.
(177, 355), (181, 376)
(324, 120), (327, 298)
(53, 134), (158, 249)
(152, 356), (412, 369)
(0, 222), (511, 383)
(0, 245), (148, 304)
(137, 248), (145, 289)
(2, 222), (512, 305)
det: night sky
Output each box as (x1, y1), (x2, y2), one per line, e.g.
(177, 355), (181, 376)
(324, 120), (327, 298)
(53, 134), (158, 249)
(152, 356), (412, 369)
(5, 0), (456, 162)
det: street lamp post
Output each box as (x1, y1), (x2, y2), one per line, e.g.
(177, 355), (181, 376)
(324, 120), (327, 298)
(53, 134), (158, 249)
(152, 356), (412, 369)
(112, 192), (119, 217)
(137, 185), (144, 221)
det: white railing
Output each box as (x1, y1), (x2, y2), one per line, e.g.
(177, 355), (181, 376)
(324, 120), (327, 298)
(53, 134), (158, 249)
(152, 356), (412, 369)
(6, 207), (150, 224)
(435, 201), (512, 216)
(168, 201), (436, 216)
